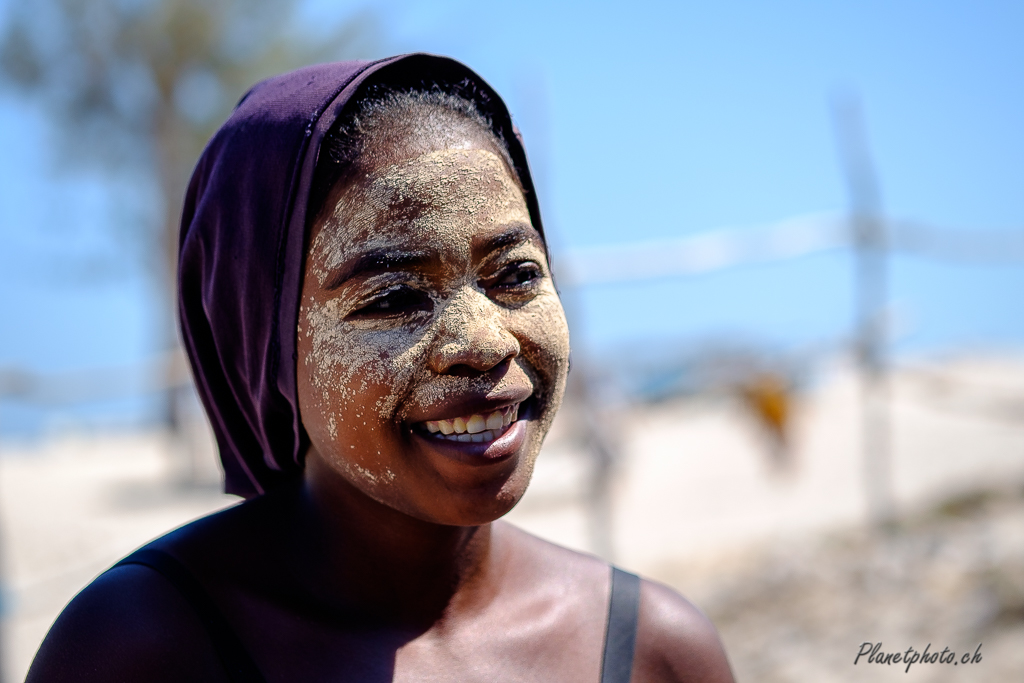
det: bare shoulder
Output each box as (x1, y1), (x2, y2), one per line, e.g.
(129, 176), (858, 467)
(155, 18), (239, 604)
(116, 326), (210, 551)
(26, 562), (228, 683)
(495, 520), (610, 590)
(496, 523), (733, 682)
(633, 578), (735, 683)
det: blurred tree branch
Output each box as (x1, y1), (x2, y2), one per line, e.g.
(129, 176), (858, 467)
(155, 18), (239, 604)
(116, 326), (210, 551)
(1, 0), (378, 322)
(0, 0), (379, 426)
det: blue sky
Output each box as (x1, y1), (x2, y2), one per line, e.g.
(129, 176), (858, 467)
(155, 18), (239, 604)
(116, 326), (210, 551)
(369, 0), (1024, 354)
(1, 0), (1022, 429)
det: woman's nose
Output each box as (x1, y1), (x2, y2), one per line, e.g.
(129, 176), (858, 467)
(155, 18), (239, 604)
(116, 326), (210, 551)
(429, 289), (520, 375)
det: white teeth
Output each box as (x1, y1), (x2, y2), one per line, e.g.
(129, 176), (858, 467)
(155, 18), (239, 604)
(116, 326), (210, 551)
(421, 403), (522, 443)
(466, 414), (486, 434)
(434, 427), (502, 443)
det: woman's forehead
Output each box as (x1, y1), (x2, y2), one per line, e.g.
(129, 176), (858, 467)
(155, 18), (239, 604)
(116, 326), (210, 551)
(307, 148), (536, 284)
(363, 149), (522, 219)
(371, 147), (510, 190)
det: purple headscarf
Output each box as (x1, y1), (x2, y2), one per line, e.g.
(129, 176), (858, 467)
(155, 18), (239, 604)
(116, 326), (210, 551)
(178, 54), (546, 498)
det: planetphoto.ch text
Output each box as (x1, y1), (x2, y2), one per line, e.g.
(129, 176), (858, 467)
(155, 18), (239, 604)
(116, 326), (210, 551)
(854, 642), (982, 673)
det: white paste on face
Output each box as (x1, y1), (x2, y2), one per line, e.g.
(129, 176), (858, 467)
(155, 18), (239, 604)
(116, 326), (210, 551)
(298, 147), (569, 513)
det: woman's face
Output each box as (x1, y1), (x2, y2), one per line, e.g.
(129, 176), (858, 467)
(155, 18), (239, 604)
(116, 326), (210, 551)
(297, 136), (569, 526)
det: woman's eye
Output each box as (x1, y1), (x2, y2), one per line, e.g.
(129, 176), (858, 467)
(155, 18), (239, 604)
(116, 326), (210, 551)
(490, 262), (543, 290)
(348, 285), (432, 318)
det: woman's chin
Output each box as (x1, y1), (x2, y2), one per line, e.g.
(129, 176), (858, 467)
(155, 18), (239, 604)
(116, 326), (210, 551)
(430, 486), (529, 527)
(398, 431), (539, 527)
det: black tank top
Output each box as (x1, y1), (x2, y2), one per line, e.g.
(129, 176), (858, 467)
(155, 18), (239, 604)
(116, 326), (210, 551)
(115, 549), (641, 683)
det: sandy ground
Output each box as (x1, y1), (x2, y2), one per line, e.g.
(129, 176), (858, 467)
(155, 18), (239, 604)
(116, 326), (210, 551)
(660, 488), (1024, 682)
(0, 431), (235, 681)
(1, 355), (1022, 681)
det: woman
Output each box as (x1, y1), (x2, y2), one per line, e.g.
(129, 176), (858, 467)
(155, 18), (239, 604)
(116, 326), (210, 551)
(27, 54), (734, 683)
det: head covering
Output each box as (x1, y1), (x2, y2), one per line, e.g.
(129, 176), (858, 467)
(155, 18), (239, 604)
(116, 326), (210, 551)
(178, 54), (545, 498)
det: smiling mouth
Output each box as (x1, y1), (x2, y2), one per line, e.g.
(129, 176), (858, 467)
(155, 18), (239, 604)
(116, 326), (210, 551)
(416, 403), (521, 443)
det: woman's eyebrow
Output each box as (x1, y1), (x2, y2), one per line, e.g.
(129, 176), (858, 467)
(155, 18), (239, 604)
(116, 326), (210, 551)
(473, 223), (539, 258)
(324, 248), (433, 291)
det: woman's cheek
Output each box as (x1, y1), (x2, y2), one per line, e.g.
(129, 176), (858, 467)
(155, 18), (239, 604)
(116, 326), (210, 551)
(307, 326), (424, 491)
(515, 290), (570, 395)
(355, 326), (434, 423)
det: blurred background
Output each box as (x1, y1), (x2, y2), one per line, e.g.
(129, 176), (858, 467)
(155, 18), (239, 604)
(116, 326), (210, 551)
(1, 0), (1023, 681)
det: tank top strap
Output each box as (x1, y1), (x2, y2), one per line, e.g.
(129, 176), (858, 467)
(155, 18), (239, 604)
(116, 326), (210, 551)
(113, 548), (268, 683)
(600, 566), (641, 683)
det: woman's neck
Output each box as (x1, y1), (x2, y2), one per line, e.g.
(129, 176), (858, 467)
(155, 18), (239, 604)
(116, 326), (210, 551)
(282, 453), (504, 627)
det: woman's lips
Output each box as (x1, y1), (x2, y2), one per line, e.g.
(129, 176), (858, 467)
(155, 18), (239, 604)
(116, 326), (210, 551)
(410, 401), (528, 462)
(419, 404), (519, 443)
